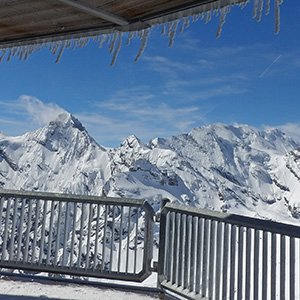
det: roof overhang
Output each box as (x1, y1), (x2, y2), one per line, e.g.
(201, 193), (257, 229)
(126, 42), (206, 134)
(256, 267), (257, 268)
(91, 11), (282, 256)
(0, 0), (284, 65)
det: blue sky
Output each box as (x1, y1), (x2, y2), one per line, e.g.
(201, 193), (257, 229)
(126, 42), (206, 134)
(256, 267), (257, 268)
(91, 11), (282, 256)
(0, 0), (299, 148)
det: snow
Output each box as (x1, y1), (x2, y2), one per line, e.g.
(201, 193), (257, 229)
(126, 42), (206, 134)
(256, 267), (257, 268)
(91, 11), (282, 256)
(1, 114), (300, 226)
(0, 278), (158, 300)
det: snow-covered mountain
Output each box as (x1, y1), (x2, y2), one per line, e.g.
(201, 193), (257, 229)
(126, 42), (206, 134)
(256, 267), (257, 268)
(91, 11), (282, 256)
(1, 112), (300, 225)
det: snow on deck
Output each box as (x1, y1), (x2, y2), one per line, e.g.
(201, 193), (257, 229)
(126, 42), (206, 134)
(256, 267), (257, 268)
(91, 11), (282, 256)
(0, 277), (159, 300)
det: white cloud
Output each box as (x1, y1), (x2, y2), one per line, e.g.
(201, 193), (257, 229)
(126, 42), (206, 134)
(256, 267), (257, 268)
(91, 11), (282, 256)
(19, 95), (66, 125)
(0, 95), (66, 136)
(75, 87), (209, 146)
(274, 123), (300, 142)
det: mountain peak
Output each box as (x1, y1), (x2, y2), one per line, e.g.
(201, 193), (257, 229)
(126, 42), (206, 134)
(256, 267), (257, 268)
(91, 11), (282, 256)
(51, 112), (85, 132)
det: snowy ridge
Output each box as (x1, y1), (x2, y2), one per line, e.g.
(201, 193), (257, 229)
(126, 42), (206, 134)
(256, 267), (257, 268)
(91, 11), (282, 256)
(1, 113), (300, 225)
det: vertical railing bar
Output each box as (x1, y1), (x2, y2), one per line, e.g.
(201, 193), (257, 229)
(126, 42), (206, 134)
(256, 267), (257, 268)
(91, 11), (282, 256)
(133, 207), (139, 275)
(77, 202), (85, 269)
(171, 212), (178, 285)
(195, 217), (203, 295)
(62, 202), (70, 267)
(174, 213), (181, 286)
(177, 213), (184, 288)
(181, 214), (187, 288)
(17, 198), (26, 262)
(9, 197), (19, 261)
(125, 206), (131, 274)
(208, 220), (216, 299)
(85, 203), (93, 270)
(222, 223), (230, 300)
(101, 204), (108, 272)
(271, 233), (277, 300)
(229, 224), (237, 300)
(290, 237), (295, 300)
(202, 219), (209, 298)
(38, 200), (48, 265)
(46, 201), (55, 265)
(280, 234), (286, 300)
(262, 231), (268, 299)
(215, 221), (223, 300)
(0, 197), (5, 252)
(184, 214), (191, 290)
(24, 198), (33, 263)
(253, 229), (260, 300)
(54, 201), (63, 266)
(110, 205), (116, 273)
(189, 216), (197, 293)
(245, 228), (252, 300)
(117, 206), (124, 273)
(31, 199), (40, 264)
(237, 226), (244, 300)
(2, 197), (12, 261)
(169, 212), (176, 284)
(70, 202), (77, 268)
(93, 204), (101, 271)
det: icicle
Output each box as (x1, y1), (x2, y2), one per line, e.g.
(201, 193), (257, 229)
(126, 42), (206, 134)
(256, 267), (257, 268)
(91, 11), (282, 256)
(253, 0), (259, 18)
(65, 40), (72, 49)
(216, 7), (227, 38)
(12, 47), (18, 57)
(275, 0), (283, 34)
(108, 32), (118, 54)
(110, 32), (122, 67)
(7, 48), (13, 62)
(55, 41), (66, 63)
(106, 34), (112, 45)
(72, 39), (79, 49)
(166, 21), (174, 37)
(18, 46), (26, 61)
(0, 49), (6, 64)
(205, 11), (212, 23)
(126, 31), (134, 46)
(179, 18), (186, 33)
(161, 23), (166, 35)
(265, 0), (270, 15)
(169, 19), (179, 47)
(257, 0), (263, 21)
(51, 42), (60, 56)
(134, 28), (150, 62)
(36, 44), (43, 52)
(98, 35), (107, 48)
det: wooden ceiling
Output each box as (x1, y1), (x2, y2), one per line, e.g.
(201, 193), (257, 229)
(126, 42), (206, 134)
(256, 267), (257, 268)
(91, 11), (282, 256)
(0, 0), (248, 49)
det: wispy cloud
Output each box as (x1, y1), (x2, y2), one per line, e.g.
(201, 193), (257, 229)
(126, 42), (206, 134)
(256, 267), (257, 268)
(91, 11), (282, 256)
(18, 95), (66, 125)
(74, 87), (209, 146)
(0, 95), (65, 136)
(274, 123), (300, 142)
(143, 55), (196, 76)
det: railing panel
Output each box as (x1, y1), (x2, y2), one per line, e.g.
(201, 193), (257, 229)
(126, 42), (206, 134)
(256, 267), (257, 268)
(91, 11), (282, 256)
(158, 202), (300, 300)
(0, 190), (154, 282)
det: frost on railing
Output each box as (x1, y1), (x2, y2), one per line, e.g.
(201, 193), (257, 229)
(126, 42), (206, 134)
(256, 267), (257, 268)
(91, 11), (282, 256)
(0, 0), (284, 66)
(158, 203), (300, 300)
(0, 190), (154, 282)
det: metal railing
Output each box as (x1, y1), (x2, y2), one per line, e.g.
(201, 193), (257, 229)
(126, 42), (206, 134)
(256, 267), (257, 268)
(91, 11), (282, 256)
(158, 202), (300, 300)
(0, 190), (154, 282)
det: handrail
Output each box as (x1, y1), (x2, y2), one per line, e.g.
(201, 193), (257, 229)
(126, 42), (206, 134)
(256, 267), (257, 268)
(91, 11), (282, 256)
(0, 189), (154, 282)
(158, 202), (300, 300)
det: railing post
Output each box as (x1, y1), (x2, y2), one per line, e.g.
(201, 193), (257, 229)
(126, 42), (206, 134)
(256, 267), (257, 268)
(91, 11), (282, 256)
(157, 198), (170, 289)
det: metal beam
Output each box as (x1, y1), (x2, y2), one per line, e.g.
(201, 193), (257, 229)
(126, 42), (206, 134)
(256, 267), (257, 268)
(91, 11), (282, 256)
(57, 0), (129, 26)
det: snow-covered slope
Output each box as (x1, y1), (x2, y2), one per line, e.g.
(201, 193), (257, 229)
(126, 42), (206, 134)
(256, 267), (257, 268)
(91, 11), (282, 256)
(0, 112), (111, 195)
(1, 113), (300, 225)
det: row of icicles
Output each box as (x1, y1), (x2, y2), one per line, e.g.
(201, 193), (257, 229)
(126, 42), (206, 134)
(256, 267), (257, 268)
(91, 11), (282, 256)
(0, 0), (283, 66)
